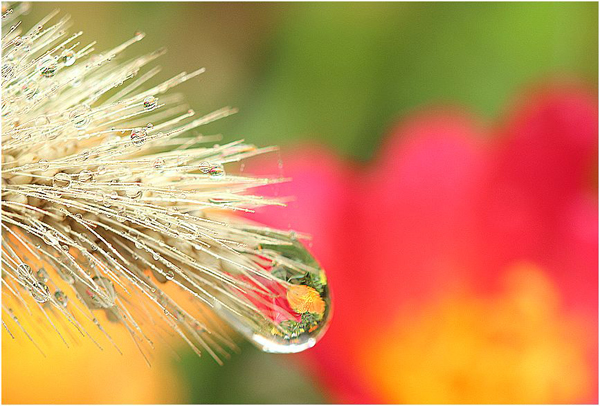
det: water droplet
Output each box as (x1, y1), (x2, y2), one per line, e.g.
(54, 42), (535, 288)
(130, 127), (147, 146)
(78, 169), (93, 182)
(16, 263), (32, 279)
(35, 115), (50, 127)
(54, 290), (68, 306)
(36, 268), (49, 283)
(143, 96), (157, 111)
(198, 161), (210, 174)
(209, 164), (225, 177)
(69, 104), (92, 129)
(53, 172), (71, 188)
(38, 55), (58, 78)
(59, 49), (76, 66)
(31, 282), (50, 303)
(78, 276), (116, 309)
(165, 270), (175, 280)
(2, 63), (15, 80)
(43, 229), (59, 246)
(21, 81), (38, 99)
(126, 185), (142, 200)
(38, 159), (49, 171)
(153, 158), (165, 169)
(213, 234), (331, 354)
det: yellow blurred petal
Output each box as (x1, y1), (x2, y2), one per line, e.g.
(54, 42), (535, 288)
(358, 263), (595, 403)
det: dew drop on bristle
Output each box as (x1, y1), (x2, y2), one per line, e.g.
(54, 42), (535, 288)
(42, 230), (59, 246)
(69, 104), (92, 129)
(78, 169), (93, 182)
(59, 49), (76, 66)
(130, 127), (147, 146)
(153, 158), (165, 169)
(126, 185), (142, 200)
(53, 172), (71, 188)
(214, 233), (332, 354)
(143, 96), (158, 111)
(38, 55), (58, 77)
(36, 268), (49, 283)
(17, 263), (33, 279)
(76, 276), (116, 309)
(2, 62), (15, 80)
(31, 282), (50, 303)
(54, 290), (68, 306)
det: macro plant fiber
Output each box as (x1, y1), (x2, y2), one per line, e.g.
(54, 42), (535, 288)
(1, 3), (331, 365)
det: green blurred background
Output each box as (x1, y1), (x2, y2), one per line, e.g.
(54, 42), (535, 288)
(17, 2), (598, 403)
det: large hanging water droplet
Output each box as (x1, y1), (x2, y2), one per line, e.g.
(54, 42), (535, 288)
(213, 232), (332, 354)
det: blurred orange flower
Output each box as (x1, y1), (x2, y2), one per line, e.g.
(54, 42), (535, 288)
(248, 84), (598, 403)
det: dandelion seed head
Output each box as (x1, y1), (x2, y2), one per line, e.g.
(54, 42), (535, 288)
(1, 5), (331, 360)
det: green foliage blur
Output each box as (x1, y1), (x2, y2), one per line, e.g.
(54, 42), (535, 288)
(23, 2), (598, 403)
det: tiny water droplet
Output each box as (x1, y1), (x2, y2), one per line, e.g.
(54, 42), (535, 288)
(78, 169), (93, 182)
(153, 158), (165, 169)
(38, 159), (49, 170)
(16, 263), (32, 279)
(130, 127), (147, 146)
(21, 81), (38, 99)
(59, 49), (76, 66)
(78, 276), (116, 309)
(69, 104), (92, 129)
(54, 290), (68, 306)
(126, 185), (142, 200)
(143, 96), (157, 111)
(36, 268), (49, 282)
(2, 62), (15, 80)
(31, 282), (50, 303)
(38, 55), (58, 78)
(52, 172), (71, 188)
(43, 230), (59, 246)
(35, 115), (50, 127)
(165, 270), (175, 280)
(209, 164), (225, 177)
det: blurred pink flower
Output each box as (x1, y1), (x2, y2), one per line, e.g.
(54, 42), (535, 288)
(248, 84), (598, 403)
